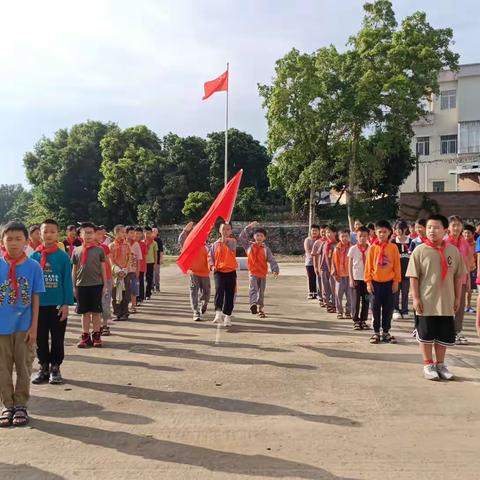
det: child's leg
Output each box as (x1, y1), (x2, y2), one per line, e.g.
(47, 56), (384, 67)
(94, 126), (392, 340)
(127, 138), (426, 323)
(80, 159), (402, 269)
(200, 277), (211, 309)
(321, 270), (332, 306)
(0, 334), (15, 408)
(434, 343), (447, 364)
(249, 275), (258, 307)
(371, 281), (382, 333)
(222, 271), (237, 316)
(36, 306), (51, 368)
(317, 273), (323, 302)
(393, 283), (400, 312)
(139, 272), (145, 301)
(360, 281), (370, 322)
(454, 284), (467, 334)
(419, 342), (434, 363)
(329, 274), (336, 308)
(81, 313), (91, 333)
(466, 281), (472, 309)
(351, 283), (360, 322)
(50, 312), (67, 367)
(214, 272), (225, 312)
(92, 313), (102, 333)
(102, 280), (112, 326)
(189, 274), (200, 314)
(335, 280), (343, 314)
(122, 274), (133, 317)
(154, 263), (160, 292)
(257, 278), (266, 310)
(13, 332), (35, 407)
(306, 266), (316, 295)
(401, 278), (410, 315)
(344, 278), (352, 315)
(381, 281), (394, 333)
(146, 264), (154, 298)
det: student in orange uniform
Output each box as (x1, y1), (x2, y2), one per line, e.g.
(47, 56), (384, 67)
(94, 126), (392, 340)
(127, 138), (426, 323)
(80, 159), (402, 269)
(179, 222), (211, 322)
(209, 222), (237, 328)
(239, 222), (279, 318)
(365, 220), (401, 344)
(331, 229), (352, 319)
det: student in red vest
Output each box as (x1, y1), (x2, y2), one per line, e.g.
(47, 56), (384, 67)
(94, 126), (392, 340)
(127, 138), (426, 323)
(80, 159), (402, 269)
(209, 222), (237, 328)
(179, 222), (211, 321)
(331, 229), (352, 319)
(239, 222), (279, 318)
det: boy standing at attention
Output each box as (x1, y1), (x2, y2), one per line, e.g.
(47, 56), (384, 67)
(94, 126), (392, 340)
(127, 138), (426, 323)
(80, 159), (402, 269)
(110, 225), (131, 321)
(144, 227), (158, 300)
(392, 221), (412, 320)
(209, 222), (238, 328)
(239, 222), (279, 318)
(95, 227), (113, 336)
(72, 222), (107, 348)
(409, 218), (427, 253)
(135, 226), (147, 305)
(63, 225), (82, 258)
(152, 228), (164, 292)
(320, 225), (337, 313)
(31, 219), (74, 385)
(463, 224), (476, 314)
(311, 225), (327, 307)
(126, 226), (142, 314)
(348, 226), (370, 330)
(0, 222), (45, 427)
(304, 225), (320, 300)
(364, 220), (401, 344)
(407, 214), (466, 380)
(331, 229), (352, 319)
(179, 222), (211, 321)
(25, 225), (42, 257)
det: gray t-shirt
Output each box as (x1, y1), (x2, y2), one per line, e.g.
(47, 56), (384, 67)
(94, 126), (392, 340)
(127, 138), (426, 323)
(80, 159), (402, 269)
(72, 246), (105, 286)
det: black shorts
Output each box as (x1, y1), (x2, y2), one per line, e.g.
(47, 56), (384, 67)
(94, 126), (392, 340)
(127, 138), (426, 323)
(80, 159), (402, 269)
(76, 285), (103, 314)
(416, 316), (455, 346)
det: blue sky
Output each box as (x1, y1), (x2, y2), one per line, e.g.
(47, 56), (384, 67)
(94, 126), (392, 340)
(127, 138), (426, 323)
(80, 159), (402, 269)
(1, 0), (478, 186)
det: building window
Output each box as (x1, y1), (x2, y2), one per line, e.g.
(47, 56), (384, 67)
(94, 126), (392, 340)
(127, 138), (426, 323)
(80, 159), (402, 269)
(459, 121), (480, 154)
(432, 181), (445, 192)
(440, 90), (456, 110)
(416, 137), (430, 156)
(440, 135), (457, 155)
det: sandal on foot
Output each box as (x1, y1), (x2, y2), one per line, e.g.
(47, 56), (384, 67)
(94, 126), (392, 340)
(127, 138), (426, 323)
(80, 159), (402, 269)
(327, 307), (336, 313)
(370, 333), (381, 344)
(360, 321), (370, 330)
(12, 407), (29, 427)
(382, 332), (397, 344)
(0, 408), (14, 428)
(337, 313), (344, 319)
(344, 313), (352, 319)
(353, 322), (362, 330)
(258, 311), (266, 318)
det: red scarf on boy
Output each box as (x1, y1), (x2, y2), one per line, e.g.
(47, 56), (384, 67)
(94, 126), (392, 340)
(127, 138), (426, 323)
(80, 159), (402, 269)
(65, 237), (76, 257)
(4, 253), (27, 301)
(35, 244), (59, 270)
(357, 244), (368, 265)
(423, 238), (448, 282)
(377, 241), (389, 266)
(80, 243), (97, 265)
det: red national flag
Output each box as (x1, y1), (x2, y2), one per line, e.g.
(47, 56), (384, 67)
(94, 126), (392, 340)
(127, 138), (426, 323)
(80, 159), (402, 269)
(177, 170), (243, 274)
(202, 69), (229, 100)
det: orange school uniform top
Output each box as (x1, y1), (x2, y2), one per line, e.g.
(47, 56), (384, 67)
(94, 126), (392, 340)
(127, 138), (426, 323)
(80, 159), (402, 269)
(332, 242), (351, 278)
(190, 247), (210, 277)
(364, 241), (401, 284)
(210, 239), (238, 273)
(247, 244), (268, 278)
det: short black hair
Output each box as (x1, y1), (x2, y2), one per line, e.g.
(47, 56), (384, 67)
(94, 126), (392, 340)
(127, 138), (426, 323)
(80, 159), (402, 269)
(325, 224), (337, 232)
(135, 226), (143, 232)
(448, 215), (464, 225)
(98, 225), (107, 230)
(464, 224), (475, 234)
(320, 224), (328, 229)
(67, 224), (77, 232)
(375, 220), (392, 231)
(339, 228), (351, 235)
(254, 227), (267, 236)
(394, 220), (408, 232)
(126, 225), (135, 233)
(427, 214), (448, 229)
(366, 223), (375, 230)
(79, 222), (96, 231)
(144, 226), (153, 232)
(114, 224), (125, 234)
(41, 219), (59, 229)
(357, 226), (369, 234)
(29, 224), (40, 235)
(2, 221), (28, 240)
(310, 224), (320, 230)
(415, 218), (427, 227)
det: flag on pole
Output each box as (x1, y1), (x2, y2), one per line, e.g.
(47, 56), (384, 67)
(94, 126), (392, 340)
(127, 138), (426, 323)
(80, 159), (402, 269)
(202, 69), (229, 100)
(177, 169), (243, 274)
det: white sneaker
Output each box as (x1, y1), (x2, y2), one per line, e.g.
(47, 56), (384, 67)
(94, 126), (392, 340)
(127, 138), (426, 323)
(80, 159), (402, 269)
(193, 312), (202, 322)
(423, 364), (439, 381)
(213, 311), (223, 324)
(223, 315), (232, 327)
(436, 363), (454, 380)
(392, 311), (401, 320)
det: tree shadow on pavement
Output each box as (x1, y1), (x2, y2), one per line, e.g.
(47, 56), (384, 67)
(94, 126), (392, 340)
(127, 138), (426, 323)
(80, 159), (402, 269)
(65, 379), (359, 427)
(66, 354), (184, 372)
(106, 342), (316, 370)
(31, 395), (154, 425)
(0, 463), (65, 480)
(31, 419), (360, 480)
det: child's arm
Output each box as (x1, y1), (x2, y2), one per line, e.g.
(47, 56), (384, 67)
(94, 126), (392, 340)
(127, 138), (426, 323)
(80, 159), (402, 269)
(179, 222), (193, 247)
(60, 255), (75, 321)
(364, 248), (373, 293)
(410, 277), (423, 315)
(304, 237), (312, 257)
(101, 262), (107, 294)
(392, 248), (401, 293)
(72, 264), (78, 298)
(239, 223), (255, 253)
(348, 256), (355, 288)
(266, 247), (279, 277)
(27, 293), (40, 346)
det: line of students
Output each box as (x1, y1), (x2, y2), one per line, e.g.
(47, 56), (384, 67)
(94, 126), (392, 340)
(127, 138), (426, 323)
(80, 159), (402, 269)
(0, 219), (163, 427)
(305, 214), (479, 380)
(178, 221), (279, 325)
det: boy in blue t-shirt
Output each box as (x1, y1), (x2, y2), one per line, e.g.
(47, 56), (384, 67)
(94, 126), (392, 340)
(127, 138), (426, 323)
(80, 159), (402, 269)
(0, 222), (45, 428)
(31, 219), (74, 385)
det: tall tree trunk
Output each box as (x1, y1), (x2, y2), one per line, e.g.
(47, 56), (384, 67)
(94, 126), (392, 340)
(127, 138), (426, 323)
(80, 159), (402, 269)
(347, 125), (360, 229)
(308, 185), (315, 228)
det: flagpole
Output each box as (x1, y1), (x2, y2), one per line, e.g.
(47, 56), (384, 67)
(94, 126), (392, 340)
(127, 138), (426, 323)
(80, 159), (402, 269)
(224, 62), (229, 187)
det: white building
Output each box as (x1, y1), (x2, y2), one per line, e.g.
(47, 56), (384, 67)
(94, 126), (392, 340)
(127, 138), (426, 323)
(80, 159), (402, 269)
(400, 63), (480, 193)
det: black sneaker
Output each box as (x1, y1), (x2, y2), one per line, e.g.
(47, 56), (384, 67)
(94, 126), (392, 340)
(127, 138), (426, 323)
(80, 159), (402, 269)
(250, 304), (258, 315)
(32, 364), (50, 385)
(49, 365), (63, 385)
(201, 303), (208, 315)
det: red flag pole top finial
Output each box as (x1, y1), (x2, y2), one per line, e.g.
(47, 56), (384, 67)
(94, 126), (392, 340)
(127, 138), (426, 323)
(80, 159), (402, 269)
(202, 69), (229, 100)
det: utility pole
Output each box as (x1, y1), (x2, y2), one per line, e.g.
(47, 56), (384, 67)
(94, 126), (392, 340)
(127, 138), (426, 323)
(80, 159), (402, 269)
(415, 151), (420, 192)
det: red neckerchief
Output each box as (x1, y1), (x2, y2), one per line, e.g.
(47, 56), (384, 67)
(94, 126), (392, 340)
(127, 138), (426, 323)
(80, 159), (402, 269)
(80, 243), (96, 265)
(338, 242), (351, 270)
(419, 236), (427, 243)
(4, 253), (27, 301)
(377, 241), (389, 265)
(35, 244), (59, 270)
(29, 240), (40, 250)
(113, 239), (126, 261)
(447, 235), (461, 249)
(357, 244), (368, 265)
(325, 240), (335, 257)
(369, 235), (379, 246)
(423, 238), (448, 282)
(66, 237), (75, 257)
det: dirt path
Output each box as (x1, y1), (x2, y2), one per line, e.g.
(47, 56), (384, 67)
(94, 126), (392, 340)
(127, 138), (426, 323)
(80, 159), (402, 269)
(1, 264), (480, 480)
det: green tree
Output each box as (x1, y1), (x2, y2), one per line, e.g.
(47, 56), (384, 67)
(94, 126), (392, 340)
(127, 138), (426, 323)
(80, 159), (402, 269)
(0, 184), (26, 223)
(182, 191), (214, 221)
(234, 187), (264, 220)
(23, 121), (116, 225)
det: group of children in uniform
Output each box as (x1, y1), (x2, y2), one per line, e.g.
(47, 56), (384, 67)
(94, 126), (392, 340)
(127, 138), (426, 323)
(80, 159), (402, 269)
(304, 214), (480, 380)
(0, 219), (163, 427)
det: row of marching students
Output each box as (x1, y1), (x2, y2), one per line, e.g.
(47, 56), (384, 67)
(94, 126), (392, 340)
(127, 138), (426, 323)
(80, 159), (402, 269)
(304, 214), (479, 380)
(178, 221), (279, 327)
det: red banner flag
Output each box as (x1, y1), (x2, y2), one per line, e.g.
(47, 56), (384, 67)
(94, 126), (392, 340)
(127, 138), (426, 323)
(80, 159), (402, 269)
(177, 170), (243, 273)
(202, 69), (229, 100)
